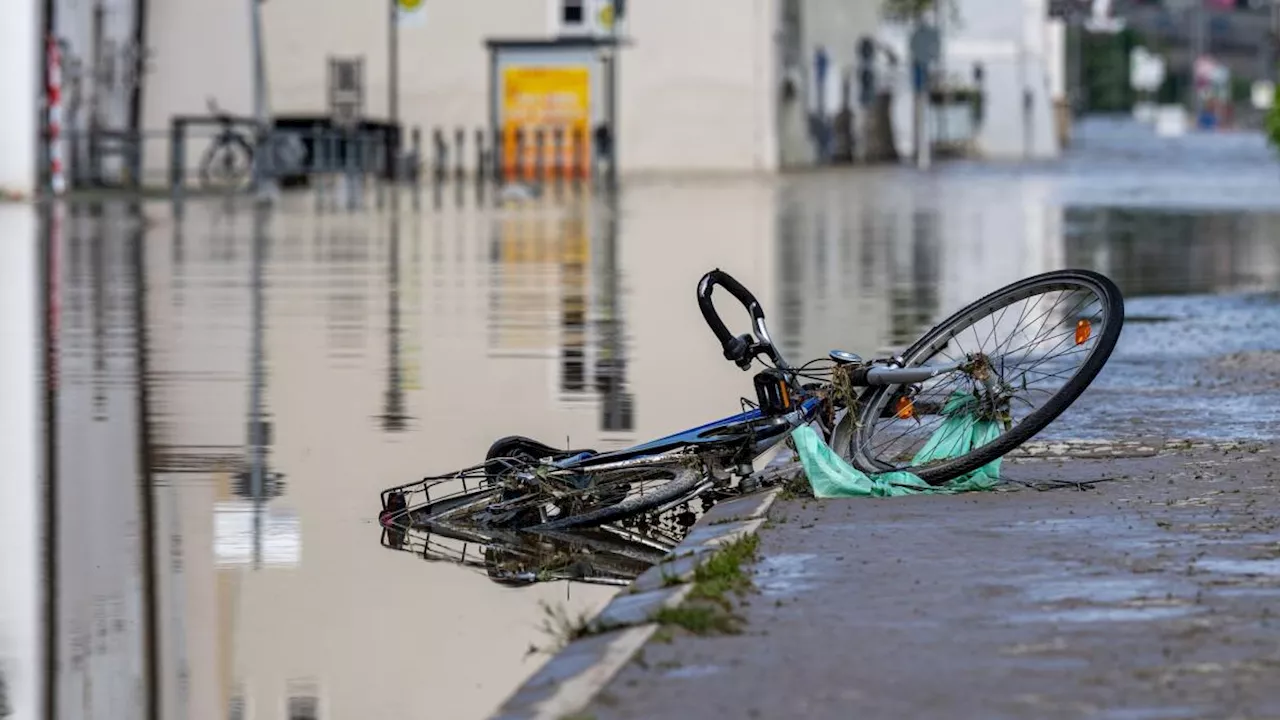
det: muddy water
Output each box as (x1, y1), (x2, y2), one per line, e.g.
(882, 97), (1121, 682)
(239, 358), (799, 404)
(28, 120), (1280, 719)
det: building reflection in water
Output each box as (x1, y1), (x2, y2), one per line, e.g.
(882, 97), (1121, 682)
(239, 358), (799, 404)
(379, 191), (414, 432)
(48, 200), (159, 720)
(1063, 208), (1280, 297)
(488, 190), (634, 435)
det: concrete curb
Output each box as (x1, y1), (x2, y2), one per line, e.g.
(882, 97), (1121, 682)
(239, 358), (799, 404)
(489, 488), (780, 720)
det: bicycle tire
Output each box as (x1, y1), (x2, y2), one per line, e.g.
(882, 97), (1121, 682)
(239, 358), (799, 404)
(530, 464), (706, 531)
(198, 134), (255, 190)
(846, 269), (1124, 486)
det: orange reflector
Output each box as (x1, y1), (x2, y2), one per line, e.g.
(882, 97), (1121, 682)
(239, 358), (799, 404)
(894, 396), (915, 420)
(1075, 319), (1092, 345)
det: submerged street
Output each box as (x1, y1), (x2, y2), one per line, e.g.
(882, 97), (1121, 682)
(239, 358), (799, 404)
(17, 119), (1280, 719)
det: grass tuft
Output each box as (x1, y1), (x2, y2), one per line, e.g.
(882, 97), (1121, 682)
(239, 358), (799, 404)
(651, 533), (761, 636)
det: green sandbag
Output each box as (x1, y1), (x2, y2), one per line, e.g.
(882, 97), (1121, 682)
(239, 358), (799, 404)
(791, 392), (1004, 499)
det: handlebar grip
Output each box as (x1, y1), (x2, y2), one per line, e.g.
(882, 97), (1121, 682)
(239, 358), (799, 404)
(697, 269), (767, 366)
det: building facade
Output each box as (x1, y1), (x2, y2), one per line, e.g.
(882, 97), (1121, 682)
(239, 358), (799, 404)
(880, 0), (1067, 161)
(137, 0), (878, 180)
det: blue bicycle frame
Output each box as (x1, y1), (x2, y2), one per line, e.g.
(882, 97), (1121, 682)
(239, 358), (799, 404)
(551, 396), (826, 471)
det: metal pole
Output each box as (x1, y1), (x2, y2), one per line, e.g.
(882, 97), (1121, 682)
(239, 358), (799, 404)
(1020, 39), (1030, 160)
(248, 0), (273, 198)
(1069, 17), (1083, 115)
(936, 0), (947, 148)
(607, 36), (619, 190)
(248, 201), (267, 568)
(389, 0), (400, 183)
(1190, 1), (1207, 120)
(1272, 0), (1279, 83)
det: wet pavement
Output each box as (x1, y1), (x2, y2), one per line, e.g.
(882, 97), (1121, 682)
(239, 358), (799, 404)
(14, 117), (1280, 719)
(589, 442), (1280, 720)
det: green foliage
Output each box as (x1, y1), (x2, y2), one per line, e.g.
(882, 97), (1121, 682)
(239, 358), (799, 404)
(1080, 27), (1140, 113)
(1266, 97), (1280, 153)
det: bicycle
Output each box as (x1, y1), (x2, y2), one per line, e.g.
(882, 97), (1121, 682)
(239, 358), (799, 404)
(379, 267), (1124, 532)
(198, 97), (306, 191)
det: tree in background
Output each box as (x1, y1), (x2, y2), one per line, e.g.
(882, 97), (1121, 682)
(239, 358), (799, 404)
(1266, 91), (1280, 151)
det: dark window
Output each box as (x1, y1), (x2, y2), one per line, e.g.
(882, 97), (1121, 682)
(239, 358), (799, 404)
(562, 0), (585, 25)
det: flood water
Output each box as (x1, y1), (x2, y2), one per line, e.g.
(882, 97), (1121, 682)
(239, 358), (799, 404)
(12, 119), (1280, 719)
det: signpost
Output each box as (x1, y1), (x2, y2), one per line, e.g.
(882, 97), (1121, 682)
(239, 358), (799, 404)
(389, 0), (425, 182)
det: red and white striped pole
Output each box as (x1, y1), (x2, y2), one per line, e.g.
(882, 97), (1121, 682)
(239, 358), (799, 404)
(46, 35), (66, 195)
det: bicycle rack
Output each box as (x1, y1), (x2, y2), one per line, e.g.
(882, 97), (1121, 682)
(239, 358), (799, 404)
(378, 463), (498, 530)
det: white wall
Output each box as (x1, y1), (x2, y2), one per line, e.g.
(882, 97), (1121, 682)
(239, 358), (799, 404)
(620, 0), (777, 172)
(0, 0), (40, 196)
(0, 206), (42, 720)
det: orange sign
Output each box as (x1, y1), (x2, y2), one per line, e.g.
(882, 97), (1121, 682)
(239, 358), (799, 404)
(501, 66), (591, 181)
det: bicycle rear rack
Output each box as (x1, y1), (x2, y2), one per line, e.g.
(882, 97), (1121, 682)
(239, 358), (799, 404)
(379, 463), (498, 530)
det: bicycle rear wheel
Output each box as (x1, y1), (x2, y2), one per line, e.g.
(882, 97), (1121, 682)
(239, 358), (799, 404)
(840, 269), (1124, 485)
(529, 463), (707, 531)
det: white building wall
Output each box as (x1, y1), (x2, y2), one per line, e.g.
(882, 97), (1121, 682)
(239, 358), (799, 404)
(882, 0), (1060, 161)
(0, 0), (39, 195)
(0, 206), (41, 720)
(620, 0), (778, 172)
(139, 0), (882, 178)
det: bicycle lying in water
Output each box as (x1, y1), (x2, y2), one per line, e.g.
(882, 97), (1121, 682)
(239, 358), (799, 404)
(379, 268), (1124, 532)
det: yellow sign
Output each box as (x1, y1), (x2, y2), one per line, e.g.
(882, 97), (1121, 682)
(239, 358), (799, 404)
(396, 0), (426, 26)
(501, 65), (591, 181)
(597, 3), (615, 29)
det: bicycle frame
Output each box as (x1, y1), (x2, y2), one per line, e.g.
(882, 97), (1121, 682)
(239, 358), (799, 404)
(378, 269), (975, 525)
(552, 395), (825, 473)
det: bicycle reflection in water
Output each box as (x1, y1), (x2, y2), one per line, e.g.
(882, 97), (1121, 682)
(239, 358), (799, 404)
(379, 495), (708, 588)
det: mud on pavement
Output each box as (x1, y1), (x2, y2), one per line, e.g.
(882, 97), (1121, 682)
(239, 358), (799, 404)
(585, 442), (1280, 720)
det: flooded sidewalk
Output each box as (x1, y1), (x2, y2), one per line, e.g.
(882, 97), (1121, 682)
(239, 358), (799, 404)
(585, 440), (1280, 720)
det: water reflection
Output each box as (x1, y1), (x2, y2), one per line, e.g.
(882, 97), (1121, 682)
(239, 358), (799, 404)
(381, 523), (675, 588)
(379, 192), (412, 432)
(51, 201), (155, 720)
(32, 135), (1280, 720)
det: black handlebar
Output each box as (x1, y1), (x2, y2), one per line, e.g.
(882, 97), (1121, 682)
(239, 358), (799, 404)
(696, 269), (778, 370)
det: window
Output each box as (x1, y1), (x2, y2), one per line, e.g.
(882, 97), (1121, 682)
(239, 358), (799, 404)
(561, 0), (585, 25)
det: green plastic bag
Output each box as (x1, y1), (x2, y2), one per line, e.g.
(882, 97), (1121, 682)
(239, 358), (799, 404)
(791, 391), (1003, 499)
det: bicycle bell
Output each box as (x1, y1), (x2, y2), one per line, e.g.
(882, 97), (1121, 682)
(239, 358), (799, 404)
(828, 350), (863, 365)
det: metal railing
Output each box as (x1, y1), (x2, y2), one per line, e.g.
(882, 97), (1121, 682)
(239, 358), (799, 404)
(166, 115), (611, 201)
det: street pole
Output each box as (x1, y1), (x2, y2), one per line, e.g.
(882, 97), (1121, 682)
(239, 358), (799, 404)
(937, 0), (947, 149)
(1069, 15), (1083, 116)
(248, 0), (273, 199)
(1190, 0), (1207, 120)
(607, 3), (620, 192)
(388, 0), (400, 183)
(1272, 0), (1280, 83)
